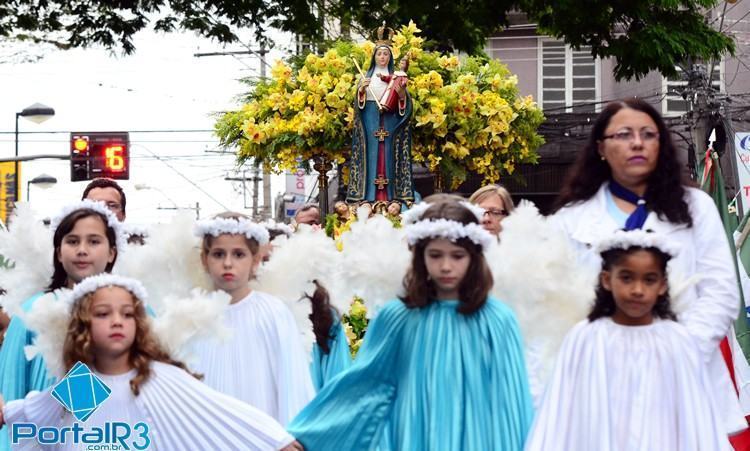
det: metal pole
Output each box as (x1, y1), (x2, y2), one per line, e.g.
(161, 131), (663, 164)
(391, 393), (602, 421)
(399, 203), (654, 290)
(14, 113), (20, 204)
(259, 44), (273, 220)
(252, 165), (260, 218)
(26, 181), (30, 202)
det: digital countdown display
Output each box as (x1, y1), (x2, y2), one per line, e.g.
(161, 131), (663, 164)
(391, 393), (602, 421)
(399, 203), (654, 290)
(70, 132), (130, 181)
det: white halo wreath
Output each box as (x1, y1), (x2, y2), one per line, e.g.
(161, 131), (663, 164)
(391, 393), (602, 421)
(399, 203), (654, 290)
(404, 218), (495, 250)
(596, 229), (680, 258)
(49, 199), (128, 254)
(194, 217), (270, 246)
(68, 273), (148, 307)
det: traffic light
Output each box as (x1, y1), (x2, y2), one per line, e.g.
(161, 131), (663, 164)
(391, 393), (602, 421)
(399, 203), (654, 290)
(70, 132), (130, 181)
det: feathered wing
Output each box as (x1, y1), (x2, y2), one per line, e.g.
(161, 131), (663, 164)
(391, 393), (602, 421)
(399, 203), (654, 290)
(151, 288), (232, 366)
(21, 289), (72, 379)
(114, 211), (211, 314)
(254, 228), (342, 355)
(0, 203), (53, 316)
(336, 214), (411, 317)
(486, 201), (594, 403)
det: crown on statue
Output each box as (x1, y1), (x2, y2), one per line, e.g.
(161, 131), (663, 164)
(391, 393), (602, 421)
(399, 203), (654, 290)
(374, 21), (395, 46)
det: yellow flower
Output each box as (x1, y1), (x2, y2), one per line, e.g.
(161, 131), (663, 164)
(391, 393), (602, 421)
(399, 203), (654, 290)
(393, 34), (407, 50)
(403, 20), (421, 35)
(438, 55), (459, 70)
(359, 41), (375, 58)
(271, 60), (292, 80)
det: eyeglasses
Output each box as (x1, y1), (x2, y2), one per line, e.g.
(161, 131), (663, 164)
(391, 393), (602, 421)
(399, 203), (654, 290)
(601, 129), (659, 142)
(483, 209), (509, 218)
(105, 202), (122, 211)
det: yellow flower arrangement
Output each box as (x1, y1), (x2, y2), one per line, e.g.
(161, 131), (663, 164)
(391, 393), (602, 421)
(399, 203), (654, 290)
(215, 21), (544, 188)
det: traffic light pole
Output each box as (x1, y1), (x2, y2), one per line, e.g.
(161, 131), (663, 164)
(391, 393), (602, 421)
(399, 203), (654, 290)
(0, 155), (70, 162)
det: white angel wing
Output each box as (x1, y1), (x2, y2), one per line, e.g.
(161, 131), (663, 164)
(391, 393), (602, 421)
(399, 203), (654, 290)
(21, 289), (72, 379)
(486, 201), (594, 402)
(336, 214), (411, 318)
(254, 228), (342, 355)
(0, 203), (53, 316)
(114, 211), (211, 314)
(151, 288), (232, 366)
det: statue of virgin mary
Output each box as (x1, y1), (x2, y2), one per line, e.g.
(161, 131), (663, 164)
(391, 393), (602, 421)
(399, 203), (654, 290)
(347, 23), (415, 205)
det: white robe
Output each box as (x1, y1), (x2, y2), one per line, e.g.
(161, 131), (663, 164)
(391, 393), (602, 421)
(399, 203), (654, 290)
(3, 361), (294, 450)
(525, 318), (732, 451)
(190, 290), (315, 426)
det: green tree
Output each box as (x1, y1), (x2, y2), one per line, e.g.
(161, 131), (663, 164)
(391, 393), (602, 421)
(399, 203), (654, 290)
(0, 0), (734, 80)
(519, 0), (734, 80)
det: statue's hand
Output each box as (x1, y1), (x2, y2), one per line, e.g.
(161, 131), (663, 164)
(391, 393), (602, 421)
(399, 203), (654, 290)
(359, 77), (371, 93)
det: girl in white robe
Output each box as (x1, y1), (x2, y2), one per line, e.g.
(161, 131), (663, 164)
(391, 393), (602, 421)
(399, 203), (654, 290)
(191, 213), (314, 426)
(0, 274), (300, 450)
(525, 230), (731, 451)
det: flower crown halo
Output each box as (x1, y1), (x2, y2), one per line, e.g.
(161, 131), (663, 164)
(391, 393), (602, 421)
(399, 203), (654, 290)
(405, 218), (495, 250)
(68, 274), (148, 308)
(194, 217), (270, 246)
(49, 199), (128, 254)
(596, 229), (680, 258)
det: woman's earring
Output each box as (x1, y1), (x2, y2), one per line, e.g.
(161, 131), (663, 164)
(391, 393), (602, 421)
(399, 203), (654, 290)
(600, 155), (606, 161)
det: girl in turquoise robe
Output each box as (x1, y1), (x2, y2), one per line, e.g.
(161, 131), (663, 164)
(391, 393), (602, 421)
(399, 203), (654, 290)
(288, 200), (534, 450)
(0, 201), (122, 449)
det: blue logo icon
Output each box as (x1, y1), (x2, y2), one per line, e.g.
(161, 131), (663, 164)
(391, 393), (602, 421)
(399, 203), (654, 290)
(740, 135), (750, 152)
(50, 362), (111, 422)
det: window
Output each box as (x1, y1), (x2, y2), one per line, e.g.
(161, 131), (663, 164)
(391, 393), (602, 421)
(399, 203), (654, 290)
(539, 40), (599, 113)
(662, 62), (723, 116)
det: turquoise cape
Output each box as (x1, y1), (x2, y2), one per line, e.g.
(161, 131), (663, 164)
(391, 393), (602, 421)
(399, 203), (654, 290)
(289, 298), (534, 450)
(310, 319), (352, 391)
(0, 292), (56, 450)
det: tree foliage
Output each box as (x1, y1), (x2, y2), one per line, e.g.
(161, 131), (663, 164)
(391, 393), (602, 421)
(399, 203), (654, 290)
(0, 0), (735, 80)
(519, 0), (735, 80)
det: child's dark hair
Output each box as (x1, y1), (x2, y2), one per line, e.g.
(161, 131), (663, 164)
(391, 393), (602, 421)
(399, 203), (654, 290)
(588, 246), (677, 322)
(401, 201), (493, 314)
(48, 209), (118, 292)
(305, 280), (336, 354)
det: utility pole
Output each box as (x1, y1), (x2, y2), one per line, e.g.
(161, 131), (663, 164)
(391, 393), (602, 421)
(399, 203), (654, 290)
(225, 171), (262, 218)
(258, 45), (273, 221)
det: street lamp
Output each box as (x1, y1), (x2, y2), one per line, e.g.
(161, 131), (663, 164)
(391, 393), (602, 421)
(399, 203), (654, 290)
(15, 103), (55, 202)
(27, 174), (57, 202)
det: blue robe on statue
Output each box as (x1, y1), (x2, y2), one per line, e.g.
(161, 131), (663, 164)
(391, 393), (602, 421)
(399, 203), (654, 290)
(288, 298), (534, 451)
(347, 46), (415, 204)
(310, 319), (352, 391)
(0, 292), (57, 450)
